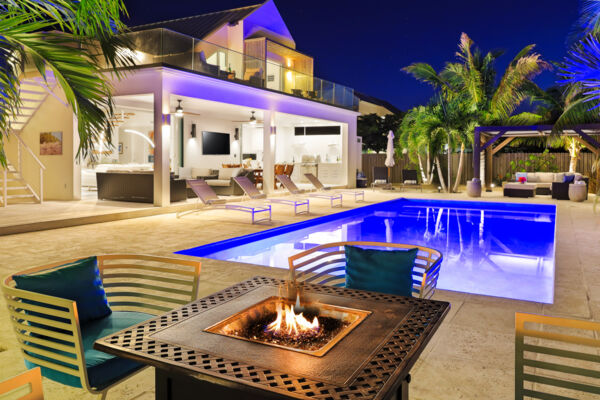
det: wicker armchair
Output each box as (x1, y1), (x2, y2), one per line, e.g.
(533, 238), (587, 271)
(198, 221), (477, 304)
(2, 255), (201, 399)
(288, 241), (443, 299)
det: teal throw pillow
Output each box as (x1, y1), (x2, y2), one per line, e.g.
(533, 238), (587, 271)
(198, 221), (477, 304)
(14, 256), (111, 324)
(345, 246), (418, 297)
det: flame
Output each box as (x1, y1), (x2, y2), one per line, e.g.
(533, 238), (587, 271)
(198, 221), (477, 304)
(266, 302), (319, 337)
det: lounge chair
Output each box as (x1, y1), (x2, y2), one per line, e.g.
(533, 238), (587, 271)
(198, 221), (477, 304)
(233, 176), (309, 215)
(303, 173), (364, 202)
(400, 169), (422, 192)
(372, 166), (392, 190)
(276, 174), (342, 208)
(180, 179), (271, 224)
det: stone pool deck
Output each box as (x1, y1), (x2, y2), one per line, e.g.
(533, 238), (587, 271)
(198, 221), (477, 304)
(0, 189), (598, 399)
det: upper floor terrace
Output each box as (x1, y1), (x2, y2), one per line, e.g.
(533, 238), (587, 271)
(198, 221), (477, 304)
(119, 28), (358, 110)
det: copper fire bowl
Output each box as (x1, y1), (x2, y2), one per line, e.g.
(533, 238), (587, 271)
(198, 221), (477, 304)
(204, 296), (371, 357)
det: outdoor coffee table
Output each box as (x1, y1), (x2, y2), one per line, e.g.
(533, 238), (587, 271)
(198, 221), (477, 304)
(503, 182), (536, 198)
(94, 276), (450, 400)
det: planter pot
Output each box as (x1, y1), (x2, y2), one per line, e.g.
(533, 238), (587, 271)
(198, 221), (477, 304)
(467, 179), (482, 198)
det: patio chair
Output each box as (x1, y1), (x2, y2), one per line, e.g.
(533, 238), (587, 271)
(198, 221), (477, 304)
(233, 176), (309, 215)
(304, 173), (364, 202)
(400, 169), (422, 192)
(0, 367), (44, 399)
(276, 174), (342, 208)
(2, 255), (201, 400)
(372, 166), (392, 190)
(515, 312), (600, 399)
(288, 241), (443, 299)
(179, 179), (271, 224)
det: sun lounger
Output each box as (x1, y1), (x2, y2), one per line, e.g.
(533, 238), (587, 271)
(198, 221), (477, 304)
(303, 173), (364, 202)
(400, 169), (422, 192)
(276, 174), (342, 208)
(180, 179), (271, 224)
(233, 176), (309, 215)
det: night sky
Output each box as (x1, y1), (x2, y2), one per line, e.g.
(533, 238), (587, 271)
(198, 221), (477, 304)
(122, 0), (580, 112)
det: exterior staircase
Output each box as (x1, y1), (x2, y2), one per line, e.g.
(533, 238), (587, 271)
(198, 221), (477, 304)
(0, 161), (40, 206)
(1, 75), (54, 207)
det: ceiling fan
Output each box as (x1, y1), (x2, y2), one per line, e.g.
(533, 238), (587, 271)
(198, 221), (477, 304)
(170, 99), (202, 117)
(233, 111), (263, 125)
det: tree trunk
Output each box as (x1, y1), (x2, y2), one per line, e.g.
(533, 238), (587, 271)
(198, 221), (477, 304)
(452, 143), (465, 192)
(417, 154), (427, 183)
(568, 140), (581, 173)
(435, 156), (447, 192)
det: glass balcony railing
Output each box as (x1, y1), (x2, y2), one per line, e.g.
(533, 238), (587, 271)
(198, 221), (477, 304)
(118, 28), (359, 110)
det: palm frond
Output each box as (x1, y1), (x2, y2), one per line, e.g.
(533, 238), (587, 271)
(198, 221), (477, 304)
(559, 34), (600, 111)
(402, 63), (450, 90)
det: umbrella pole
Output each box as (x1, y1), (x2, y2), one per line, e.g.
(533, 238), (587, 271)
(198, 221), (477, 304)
(388, 167), (391, 188)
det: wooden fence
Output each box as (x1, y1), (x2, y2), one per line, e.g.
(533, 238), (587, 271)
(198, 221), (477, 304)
(362, 152), (599, 187)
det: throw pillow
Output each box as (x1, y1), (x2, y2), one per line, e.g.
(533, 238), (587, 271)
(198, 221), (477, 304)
(14, 256), (111, 324)
(345, 246), (418, 297)
(563, 174), (575, 184)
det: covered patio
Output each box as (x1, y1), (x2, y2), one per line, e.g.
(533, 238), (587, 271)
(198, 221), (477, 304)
(473, 124), (600, 192)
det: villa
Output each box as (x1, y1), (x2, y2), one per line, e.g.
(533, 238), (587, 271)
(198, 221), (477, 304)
(2, 0), (365, 207)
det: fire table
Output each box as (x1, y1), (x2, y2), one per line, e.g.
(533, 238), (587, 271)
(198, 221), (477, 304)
(94, 276), (450, 399)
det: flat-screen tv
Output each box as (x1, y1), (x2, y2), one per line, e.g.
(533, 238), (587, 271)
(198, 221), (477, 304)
(202, 131), (230, 155)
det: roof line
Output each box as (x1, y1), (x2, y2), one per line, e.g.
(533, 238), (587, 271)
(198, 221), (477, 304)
(131, 2), (265, 30)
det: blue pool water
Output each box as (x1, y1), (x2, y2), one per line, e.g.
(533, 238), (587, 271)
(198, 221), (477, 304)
(178, 199), (556, 303)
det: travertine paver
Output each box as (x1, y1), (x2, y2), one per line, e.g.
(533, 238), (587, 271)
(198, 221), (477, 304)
(0, 189), (598, 399)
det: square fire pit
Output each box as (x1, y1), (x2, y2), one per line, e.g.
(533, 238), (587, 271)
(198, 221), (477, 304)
(204, 296), (371, 357)
(95, 277), (450, 400)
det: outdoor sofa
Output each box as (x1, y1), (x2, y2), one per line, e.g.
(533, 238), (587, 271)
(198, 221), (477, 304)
(504, 171), (589, 199)
(179, 167), (255, 196)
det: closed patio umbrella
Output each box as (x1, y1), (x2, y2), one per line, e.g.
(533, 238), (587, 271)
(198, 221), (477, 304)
(384, 130), (395, 184)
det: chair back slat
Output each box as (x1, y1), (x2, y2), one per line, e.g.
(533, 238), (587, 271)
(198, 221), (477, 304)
(1, 283), (88, 389)
(98, 255), (201, 314)
(276, 174), (303, 194)
(233, 176), (266, 200)
(515, 312), (600, 399)
(0, 367), (44, 400)
(288, 241), (443, 299)
(304, 173), (326, 190)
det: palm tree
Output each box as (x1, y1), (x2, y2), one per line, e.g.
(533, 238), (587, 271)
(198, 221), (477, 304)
(0, 0), (136, 166)
(531, 85), (600, 172)
(404, 33), (549, 188)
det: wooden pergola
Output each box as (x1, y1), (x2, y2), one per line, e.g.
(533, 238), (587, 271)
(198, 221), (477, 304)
(473, 124), (600, 190)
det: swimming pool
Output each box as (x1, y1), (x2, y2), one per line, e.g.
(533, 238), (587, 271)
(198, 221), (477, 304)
(177, 198), (556, 303)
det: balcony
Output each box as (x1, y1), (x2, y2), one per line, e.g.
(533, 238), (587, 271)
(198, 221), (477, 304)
(119, 28), (358, 110)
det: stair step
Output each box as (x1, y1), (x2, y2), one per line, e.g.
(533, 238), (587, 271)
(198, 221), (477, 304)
(6, 186), (28, 190)
(19, 89), (46, 95)
(6, 194), (35, 199)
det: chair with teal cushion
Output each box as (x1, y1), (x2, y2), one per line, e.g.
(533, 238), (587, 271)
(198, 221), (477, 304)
(2, 255), (202, 399)
(288, 241), (442, 299)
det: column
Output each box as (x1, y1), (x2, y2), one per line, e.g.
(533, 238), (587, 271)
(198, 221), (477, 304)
(153, 90), (171, 206)
(345, 121), (358, 188)
(485, 146), (493, 191)
(262, 110), (275, 194)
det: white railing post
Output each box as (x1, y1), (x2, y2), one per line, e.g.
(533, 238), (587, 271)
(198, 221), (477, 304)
(39, 169), (43, 204)
(2, 168), (6, 207)
(17, 140), (21, 174)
